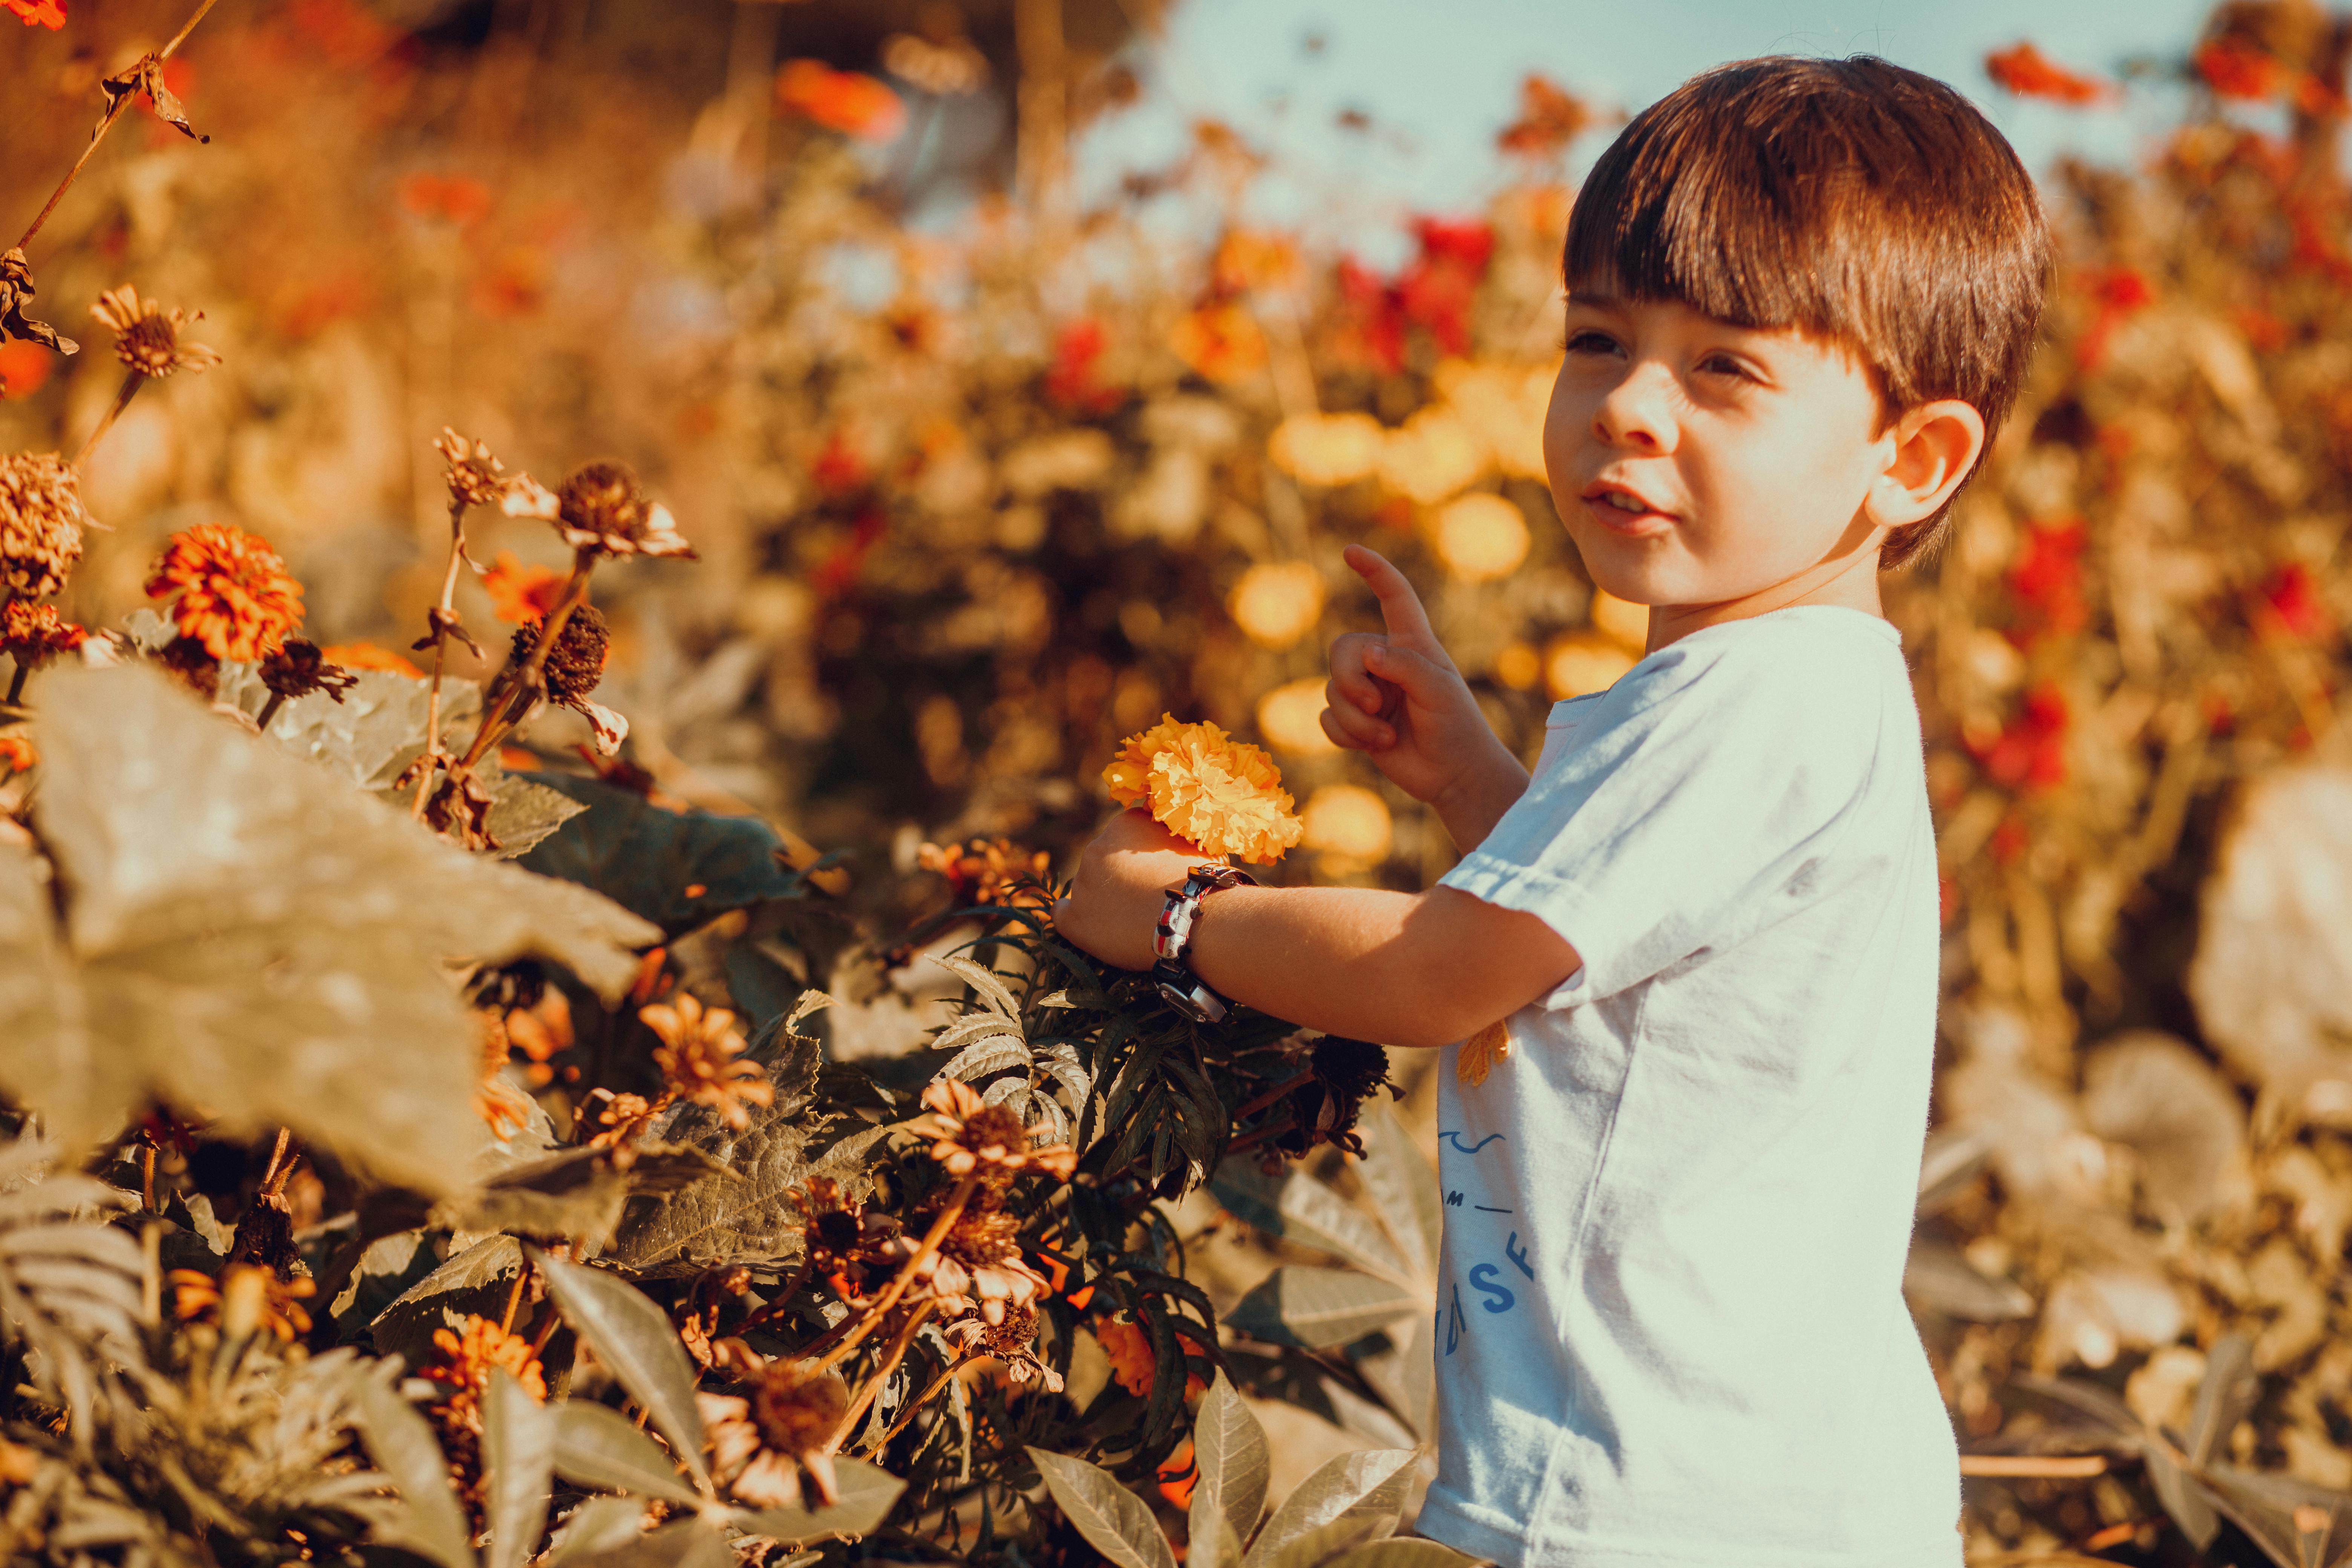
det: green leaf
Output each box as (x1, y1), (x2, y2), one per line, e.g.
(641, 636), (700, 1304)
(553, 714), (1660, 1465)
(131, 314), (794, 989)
(1027, 1447), (1177, 1568)
(733, 1457), (908, 1544)
(551, 1400), (703, 1506)
(932, 953), (1023, 1019)
(439, 1143), (730, 1248)
(371, 1236), (524, 1372)
(608, 1113), (886, 1278)
(536, 1253), (711, 1491)
(232, 665), (481, 790)
(482, 1371), (556, 1568)
(557, 1519), (733, 1568)
(484, 772), (591, 860)
(1324, 1543), (1491, 1568)
(1190, 1512), (1246, 1568)
(1265, 1513), (1392, 1568)
(1240, 1449), (1418, 1568)
(1355, 1107), (1440, 1284)
(2199, 1464), (2352, 1568)
(1227, 1267), (1419, 1350)
(547, 1496), (650, 1563)
(521, 773), (804, 936)
(352, 1372), (475, 1568)
(1209, 1163), (1411, 1286)
(1192, 1371), (1270, 1555)
(12, 664), (657, 1194)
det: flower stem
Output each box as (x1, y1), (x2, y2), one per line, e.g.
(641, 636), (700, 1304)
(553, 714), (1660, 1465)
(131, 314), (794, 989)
(863, 1353), (979, 1455)
(1232, 1069), (1314, 1123)
(1223, 1114), (1295, 1158)
(72, 372), (144, 471)
(14, 0), (222, 254)
(447, 549), (592, 779)
(813, 1175), (977, 1374)
(259, 1129), (296, 1198)
(254, 691), (286, 730)
(827, 1297), (936, 1455)
(412, 494), (472, 821)
(6, 665), (27, 706)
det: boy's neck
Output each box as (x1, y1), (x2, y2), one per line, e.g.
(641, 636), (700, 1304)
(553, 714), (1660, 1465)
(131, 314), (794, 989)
(1642, 544), (1888, 655)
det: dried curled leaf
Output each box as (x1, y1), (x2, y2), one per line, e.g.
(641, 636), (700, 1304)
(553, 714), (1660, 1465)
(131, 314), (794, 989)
(101, 53), (208, 143)
(1, 664), (658, 1194)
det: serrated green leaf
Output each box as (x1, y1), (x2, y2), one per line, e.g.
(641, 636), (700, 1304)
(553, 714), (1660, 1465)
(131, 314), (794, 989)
(353, 1372), (475, 1568)
(1227, 1268), (1418, 1350)
(732, 1456), (907, 1544)
(943, 1035), (1032, 1081)
(1192, 1372), (1269, 1553)
(1209, 1164), (1410, 1286)
(537, 1254), (710, 1491)
(483, 1371), (556, 1568)
(1240, 1449), (1417, 1568)
(1027, 1447), (1177, 1568)
(607, 1107), (885, 1277)
(932, 954), (1022, 1019)
(551, 1399), (703, 1505)
(12, 665), (657, 1194)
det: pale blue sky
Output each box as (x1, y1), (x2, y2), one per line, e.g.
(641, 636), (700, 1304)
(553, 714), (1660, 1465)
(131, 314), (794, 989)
(1079, 0), (2226, 259)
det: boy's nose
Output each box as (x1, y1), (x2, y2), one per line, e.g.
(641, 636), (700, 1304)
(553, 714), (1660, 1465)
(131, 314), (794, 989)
(1592, 366), (1678, 452)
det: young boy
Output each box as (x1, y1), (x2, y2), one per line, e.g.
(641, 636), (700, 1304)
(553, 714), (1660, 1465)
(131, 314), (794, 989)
(1058, 55), (2046, 1567)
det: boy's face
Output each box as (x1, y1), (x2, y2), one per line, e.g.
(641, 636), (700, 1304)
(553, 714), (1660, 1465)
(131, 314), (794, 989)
(1543, 286), (1896, 619)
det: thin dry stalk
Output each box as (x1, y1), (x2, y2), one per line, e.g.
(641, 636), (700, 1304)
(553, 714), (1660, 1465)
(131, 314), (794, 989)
(827, 1297), (936, 1455)
(447, 549), (593, 779)
(865, 1353), (978, 1454)
(13, 0), (224, 254)
(72, 371), (143, 471)
(411, 494), (475, 819)
(813, 1174), (978, 1374)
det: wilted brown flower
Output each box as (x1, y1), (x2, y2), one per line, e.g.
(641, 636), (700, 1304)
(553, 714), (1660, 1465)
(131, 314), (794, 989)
(910, 1079), (1077, 1183)
(510, 601), (608, 704)
(1, 598), (86, 672)
(928, 1206), (1052, 1324)
(433, 427), (510, 508)
(0, 452), (86, 600)
(791, 1176), (900, 1283)
(157, 635), (221, 700)
(420, 1313), (547, 1435)
(0, 249), (77, 355)
(943, 1303), (1064, 1389)
(258, 637), (357, 706)
(1277, 1034), (1393, 1158)
(101, 53), (204, 142)
(503, 460), (695, 559)
(168, 1265), (315, 1342)
(145, 522), (303, 662)
(698, 1359), (847, 1510)
(89, 285), (221, 378)
(642, 992), (772, 1130)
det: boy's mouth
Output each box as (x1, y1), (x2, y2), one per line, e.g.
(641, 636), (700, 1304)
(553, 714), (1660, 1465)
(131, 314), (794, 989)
(1580, 481), (1676, 534)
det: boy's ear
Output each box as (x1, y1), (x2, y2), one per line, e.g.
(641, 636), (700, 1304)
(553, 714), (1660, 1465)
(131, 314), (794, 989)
(1866, 398), (1986, 532)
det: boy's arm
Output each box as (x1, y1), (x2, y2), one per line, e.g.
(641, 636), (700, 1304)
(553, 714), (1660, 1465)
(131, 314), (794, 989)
(1055, 810), (1580, 1048)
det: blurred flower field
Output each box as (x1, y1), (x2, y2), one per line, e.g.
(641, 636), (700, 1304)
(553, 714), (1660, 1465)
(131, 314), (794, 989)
(8, 0), (2352, 1563)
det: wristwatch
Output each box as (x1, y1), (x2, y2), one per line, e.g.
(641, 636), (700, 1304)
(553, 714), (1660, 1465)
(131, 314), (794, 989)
(1152, 864), (1256, 1023)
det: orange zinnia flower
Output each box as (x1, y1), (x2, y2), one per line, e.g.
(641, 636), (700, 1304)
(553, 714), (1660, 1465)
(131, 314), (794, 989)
(0, 735), (34, 773)
(1984, 42), (2112, 105)
(145, 522), (303, 662)
(482, 550), (566, 624)
(775, 59), (906, 141)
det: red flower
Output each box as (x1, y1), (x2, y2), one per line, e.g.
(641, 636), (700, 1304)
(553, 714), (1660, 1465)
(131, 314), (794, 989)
(1985, 42), (2112, 104)
(2195, 37), (2284, 101)
(5, 0), (66, 29)
(812, 430), (870, 496)
(1973, 684), (2070, 793)
(482, 550), (566, 625)
(2255, 562), (2332, 643)
(2007, 519), (2088, 644)
(776, 60), (905, 141)
(1331, 258), (1406, 374)
(1398, 218), (1494, 357)
(2076, 268), (2154, 368)
(0, 341), (52, 399)
(1045, 319), (1122, 412)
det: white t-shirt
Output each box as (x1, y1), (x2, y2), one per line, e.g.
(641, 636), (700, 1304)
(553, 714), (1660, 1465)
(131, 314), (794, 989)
(1419, 606), (1959, 1568)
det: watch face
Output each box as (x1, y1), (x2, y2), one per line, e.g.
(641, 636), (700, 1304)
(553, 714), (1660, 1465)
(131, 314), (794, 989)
(1157, 979), (1210, 1021)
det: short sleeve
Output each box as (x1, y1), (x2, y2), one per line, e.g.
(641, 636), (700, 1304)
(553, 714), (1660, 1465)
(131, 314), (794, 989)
(1438, 620), (1889, 1006)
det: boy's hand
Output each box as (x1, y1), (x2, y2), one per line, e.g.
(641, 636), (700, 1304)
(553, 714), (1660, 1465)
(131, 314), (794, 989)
(1054, 808), (1204, 972)
(1325, 545), (1522, 814)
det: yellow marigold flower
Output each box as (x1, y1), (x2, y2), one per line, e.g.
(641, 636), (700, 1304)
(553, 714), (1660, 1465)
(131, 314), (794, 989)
(421, 1313), (547, 1435)
(1103, 714), (1303, 864)
(145, 521), (303, 662)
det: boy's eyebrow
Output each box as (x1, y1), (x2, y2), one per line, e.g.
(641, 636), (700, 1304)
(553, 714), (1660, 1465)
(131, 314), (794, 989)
(1564, 289), (1623, 310)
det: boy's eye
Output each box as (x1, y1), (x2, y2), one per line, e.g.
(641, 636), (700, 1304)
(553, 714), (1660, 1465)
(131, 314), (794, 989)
(1698, 353), (1755, 380)
(1564, 329), (1621, 357)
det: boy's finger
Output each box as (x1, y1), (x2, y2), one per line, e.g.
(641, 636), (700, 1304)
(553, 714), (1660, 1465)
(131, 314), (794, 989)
(1344, 544), (1442, 653)
(1326, 633), (1388, 713)
(1363, 641), (1452, 705)
(1320, 704), (1391, 752)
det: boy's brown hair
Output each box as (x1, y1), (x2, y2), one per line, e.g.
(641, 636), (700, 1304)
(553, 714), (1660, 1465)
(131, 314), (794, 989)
(1564, 55), (2050, 567)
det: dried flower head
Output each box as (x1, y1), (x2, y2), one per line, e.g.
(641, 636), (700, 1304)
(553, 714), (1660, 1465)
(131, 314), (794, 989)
(1104, 714), (1304, 864)
(168, 1265), (315, 1342)
(258, 637), (357, 706)
(699, 1360), (848, 1510)
(1, 597), (86, 672)
(503, 460), (695, 559)
(145, 522), (303, 662)
(1276, 1034), (1393, 1158)
(433, 427), (510, 508)
(911, 1079), (1078, 1183)
(482, 550), (565, 624)
(510, 601), (607, 704)
(944, 1303), (1065, 1389)
(89, 285), (220, 378)
(641, 992), (773, 1131)
(790, 1176), (900, 1283)
(421, 1313), (547, 1435)
(928, 1207), (1052, 1323)
(0, 452), (86, 600)
(0, 249), (77, 355)
(157, 635), (221, 699)
(585, 1089), (661, 1149)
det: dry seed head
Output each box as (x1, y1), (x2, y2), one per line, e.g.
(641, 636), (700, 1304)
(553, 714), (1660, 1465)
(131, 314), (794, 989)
(508, 459), (695, 558)
(433, 427), (510, 508)
(0, 452), (86, 600)
(0, 599), (87, 672)
(751, 1360), (850, 1457)
(510, 601), (608, 703)
(90, 285), (221, 379)
(258, 637), (358, 705)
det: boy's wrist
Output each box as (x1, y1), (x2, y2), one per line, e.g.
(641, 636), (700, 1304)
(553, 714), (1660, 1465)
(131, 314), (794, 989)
(1430, 742), (1530, 853)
